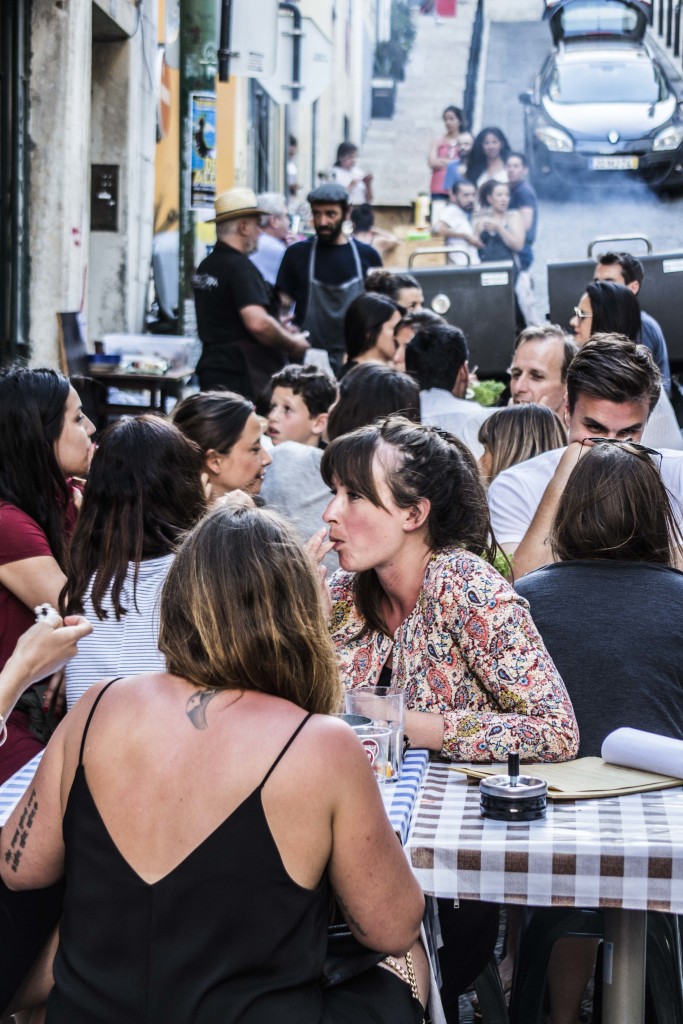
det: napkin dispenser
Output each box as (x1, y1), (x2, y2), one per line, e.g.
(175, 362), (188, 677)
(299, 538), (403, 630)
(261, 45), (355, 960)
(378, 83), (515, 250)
(479, 753), (547, 821)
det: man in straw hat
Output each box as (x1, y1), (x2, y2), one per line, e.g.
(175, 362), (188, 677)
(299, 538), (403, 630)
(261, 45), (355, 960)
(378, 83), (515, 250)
(194, 187), (309, 403)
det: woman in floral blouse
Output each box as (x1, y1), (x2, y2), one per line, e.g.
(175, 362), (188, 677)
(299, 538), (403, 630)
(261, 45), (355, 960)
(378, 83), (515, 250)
(321, 416), (579, 764)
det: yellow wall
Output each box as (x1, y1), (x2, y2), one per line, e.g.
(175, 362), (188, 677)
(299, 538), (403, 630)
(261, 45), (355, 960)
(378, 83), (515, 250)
(154, 0), (237, 234)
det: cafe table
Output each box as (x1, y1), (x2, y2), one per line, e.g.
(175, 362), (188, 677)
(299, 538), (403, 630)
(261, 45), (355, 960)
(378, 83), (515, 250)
(406, 761), (683, 1024)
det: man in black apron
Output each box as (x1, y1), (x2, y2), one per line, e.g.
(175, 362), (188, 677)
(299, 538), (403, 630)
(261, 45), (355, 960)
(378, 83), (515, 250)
(276, 184), (383, 376)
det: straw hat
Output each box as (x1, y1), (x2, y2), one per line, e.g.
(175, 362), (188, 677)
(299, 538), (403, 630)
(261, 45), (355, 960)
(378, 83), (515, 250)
(211, 188), (266, 224)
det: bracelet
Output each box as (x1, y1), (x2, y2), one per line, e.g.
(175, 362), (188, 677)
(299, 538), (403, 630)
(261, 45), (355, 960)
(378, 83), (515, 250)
(0, 712), (7, 747)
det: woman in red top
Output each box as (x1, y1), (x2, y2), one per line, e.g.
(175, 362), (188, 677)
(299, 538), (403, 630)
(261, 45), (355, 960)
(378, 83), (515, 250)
(0, 366), (95, 782)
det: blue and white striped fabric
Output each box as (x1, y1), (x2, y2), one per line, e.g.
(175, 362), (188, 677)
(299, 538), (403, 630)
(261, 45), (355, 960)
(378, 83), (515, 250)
(382, 748), (430, 845)
(0, 745), (431, 840)
(0, 751), (43, 827)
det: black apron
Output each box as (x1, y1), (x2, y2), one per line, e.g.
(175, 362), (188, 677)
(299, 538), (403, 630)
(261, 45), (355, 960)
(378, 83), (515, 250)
(302, 238), (365, 376)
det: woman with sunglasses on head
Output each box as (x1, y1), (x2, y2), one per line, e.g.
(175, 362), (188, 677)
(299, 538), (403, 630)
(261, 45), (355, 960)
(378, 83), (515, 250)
(515, 439), (683, 1024)
(516, 437), (683, 757)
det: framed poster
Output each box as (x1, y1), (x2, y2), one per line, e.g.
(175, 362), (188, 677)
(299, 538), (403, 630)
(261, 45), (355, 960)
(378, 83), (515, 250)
(190, 92), (217, 210)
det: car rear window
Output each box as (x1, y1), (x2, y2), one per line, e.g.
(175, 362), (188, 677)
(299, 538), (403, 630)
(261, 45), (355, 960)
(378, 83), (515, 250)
(548, 60), (667, 103)
(558, 2), (641, 37)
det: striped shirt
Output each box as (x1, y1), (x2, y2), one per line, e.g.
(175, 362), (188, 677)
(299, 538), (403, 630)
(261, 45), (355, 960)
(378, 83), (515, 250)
(65, 555), (174, 708)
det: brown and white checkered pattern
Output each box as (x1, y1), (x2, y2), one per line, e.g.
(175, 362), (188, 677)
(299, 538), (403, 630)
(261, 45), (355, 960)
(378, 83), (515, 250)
(406, 762), (683, 912)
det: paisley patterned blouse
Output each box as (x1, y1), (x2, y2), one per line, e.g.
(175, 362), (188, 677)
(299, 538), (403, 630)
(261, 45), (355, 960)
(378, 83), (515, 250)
(330, 548), (579, 763)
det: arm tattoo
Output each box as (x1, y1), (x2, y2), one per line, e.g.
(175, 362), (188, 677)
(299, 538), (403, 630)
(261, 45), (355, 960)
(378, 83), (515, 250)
(4, 789), (38, 874)
(334, 889), (368, 937)
(186, 688), (220, 730)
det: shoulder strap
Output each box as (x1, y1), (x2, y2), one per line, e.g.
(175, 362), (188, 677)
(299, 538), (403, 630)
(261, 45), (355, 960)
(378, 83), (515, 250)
(78, 677), (122, 765)
(259, 712), (315, 790)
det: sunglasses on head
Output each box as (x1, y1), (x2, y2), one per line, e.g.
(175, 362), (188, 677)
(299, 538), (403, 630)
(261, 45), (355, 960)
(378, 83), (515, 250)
(580, 436), (663, 469)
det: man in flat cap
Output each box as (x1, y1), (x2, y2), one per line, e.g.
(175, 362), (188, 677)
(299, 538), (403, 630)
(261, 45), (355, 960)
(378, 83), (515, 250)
(194, 187), (309, 403)
(276, 183), (382, 375)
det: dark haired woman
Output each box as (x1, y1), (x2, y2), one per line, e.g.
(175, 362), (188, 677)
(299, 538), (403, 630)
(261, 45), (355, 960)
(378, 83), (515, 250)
(517, 439), (683, 756)
(321, 416), (578, 1022)
(328, 141), (373, 205)
(1, 507), (427, 1023)
(0, 366), (95, 782)
(569, 281), (641, 348)
(515, 440), (683, 1024)
(63, 415), (207, 707)
(428, 106), (465, 199)
(474, 180), (525, 266)
(172, 390), (272, 500)
(326, 363), (421, 442)
(364, 269), (424, 313)
(569, 286), (682, 449)
(466, 126), (511, 189)
(341, 293), (403, 377)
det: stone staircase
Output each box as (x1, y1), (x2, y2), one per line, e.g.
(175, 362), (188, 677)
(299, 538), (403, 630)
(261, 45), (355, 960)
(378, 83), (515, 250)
(359, 0), (478, 208)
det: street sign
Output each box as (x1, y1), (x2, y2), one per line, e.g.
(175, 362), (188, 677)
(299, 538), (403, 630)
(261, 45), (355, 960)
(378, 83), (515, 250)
(229, 0), (280, 79)
(259, 14), (332, 106)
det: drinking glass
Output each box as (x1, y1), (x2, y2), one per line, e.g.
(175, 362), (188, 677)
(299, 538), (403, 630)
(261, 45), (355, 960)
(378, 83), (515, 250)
(350, 724), (392, 789)
(345, 686), (405, 782)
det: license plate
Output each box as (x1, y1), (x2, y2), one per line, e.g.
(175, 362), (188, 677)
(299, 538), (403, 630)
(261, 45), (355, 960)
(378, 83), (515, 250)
(590, 155), (639, 170)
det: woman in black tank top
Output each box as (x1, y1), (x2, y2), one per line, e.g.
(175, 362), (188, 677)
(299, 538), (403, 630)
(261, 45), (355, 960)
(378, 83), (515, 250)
(0, 507), (427, 1023)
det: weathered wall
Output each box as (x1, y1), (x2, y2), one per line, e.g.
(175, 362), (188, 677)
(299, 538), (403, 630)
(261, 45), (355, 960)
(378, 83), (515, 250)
(28, 0), (157, 364)
(28, 0), (92, 365)
(88, 3), (157, 340)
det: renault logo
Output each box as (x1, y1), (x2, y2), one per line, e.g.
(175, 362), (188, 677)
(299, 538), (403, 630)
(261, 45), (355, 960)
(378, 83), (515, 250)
(608, 129), (620, 144)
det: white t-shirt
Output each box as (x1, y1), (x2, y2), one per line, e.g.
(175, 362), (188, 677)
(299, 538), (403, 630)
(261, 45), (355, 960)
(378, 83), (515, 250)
(488, 446), (683, 546)
(65, 554), (173, 708)
(328, 165), (369, 205)
(642, 387), (683, 451)
(435, 204), (480, 265)
(420, 389), (493, 459)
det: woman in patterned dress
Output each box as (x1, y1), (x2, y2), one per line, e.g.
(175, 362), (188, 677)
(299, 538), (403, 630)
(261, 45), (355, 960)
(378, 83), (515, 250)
(321, 416), (578, 764)
(320, 416), (578, 1023)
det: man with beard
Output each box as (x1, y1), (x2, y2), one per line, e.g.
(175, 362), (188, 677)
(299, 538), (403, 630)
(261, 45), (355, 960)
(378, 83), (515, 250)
(276, 183), (382, 375)
(194, 188), (309, 403)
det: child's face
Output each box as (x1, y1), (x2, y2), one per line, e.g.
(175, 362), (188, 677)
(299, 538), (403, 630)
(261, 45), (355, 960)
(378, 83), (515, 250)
(267, 387), (326, 447)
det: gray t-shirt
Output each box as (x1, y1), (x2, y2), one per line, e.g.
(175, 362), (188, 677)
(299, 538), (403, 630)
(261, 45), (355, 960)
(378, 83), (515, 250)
(515, 559), (683, 756)
(260, 441), (338, 574)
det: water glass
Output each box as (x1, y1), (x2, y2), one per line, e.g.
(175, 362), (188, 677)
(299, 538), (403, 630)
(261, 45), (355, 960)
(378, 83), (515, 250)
(345, 686), (405, 782)
(350, 724), (392, 789)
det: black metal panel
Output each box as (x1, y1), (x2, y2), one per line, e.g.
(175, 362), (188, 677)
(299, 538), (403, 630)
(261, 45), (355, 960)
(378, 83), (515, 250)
(547, 250), (683, 365)
(404, 262), (518, 379)
(0, 0), (30, 364)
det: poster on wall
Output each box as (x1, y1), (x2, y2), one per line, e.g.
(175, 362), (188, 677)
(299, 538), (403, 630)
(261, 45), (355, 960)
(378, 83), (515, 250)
(190, 92), (217, 210)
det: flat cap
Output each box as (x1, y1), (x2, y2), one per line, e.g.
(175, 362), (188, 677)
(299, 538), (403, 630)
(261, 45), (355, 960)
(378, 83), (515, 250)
(307, 183), (350, 205)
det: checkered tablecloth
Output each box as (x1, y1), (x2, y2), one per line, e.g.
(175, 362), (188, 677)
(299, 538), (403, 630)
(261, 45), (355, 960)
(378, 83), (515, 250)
(0, 751), (44, 827)
(406, 762), (683, 912)
(382, 748), (430, 845)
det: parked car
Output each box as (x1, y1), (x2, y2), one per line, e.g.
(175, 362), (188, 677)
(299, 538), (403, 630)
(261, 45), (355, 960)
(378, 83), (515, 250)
(520, 0), (683, 192)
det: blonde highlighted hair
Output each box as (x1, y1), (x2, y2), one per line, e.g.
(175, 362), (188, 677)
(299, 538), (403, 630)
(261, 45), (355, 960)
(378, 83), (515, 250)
(159, 506), (342, 714)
